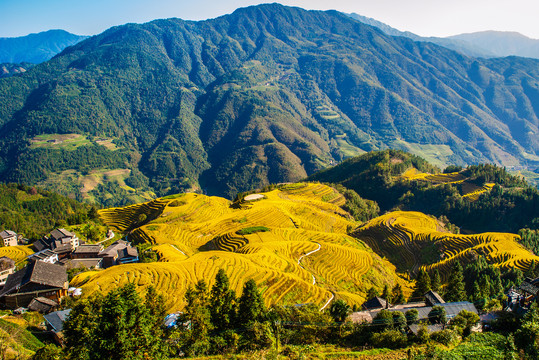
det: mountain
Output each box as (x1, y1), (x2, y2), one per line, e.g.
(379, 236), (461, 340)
(348, 13), (539, 60)
(347, 13), (495, 58)
(449, 31), (539, 59)
(0, 29), (88, 64)
(1, 4), (539, 203)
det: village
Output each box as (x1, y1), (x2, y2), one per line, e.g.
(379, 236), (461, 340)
(2, 226), (539, 348)
(0, 228), (138, 343)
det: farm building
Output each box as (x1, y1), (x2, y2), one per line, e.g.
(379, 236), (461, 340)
(44, 309), (71, 345)
(0, 260), (68, 308)
(0, 256), (15, 288)
(99, 240), (138, 268)
(0, 230), (18, 247)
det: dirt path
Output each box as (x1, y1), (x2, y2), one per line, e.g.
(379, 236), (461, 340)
(297, 243), (321, 285)
(320, 291), (335, 311)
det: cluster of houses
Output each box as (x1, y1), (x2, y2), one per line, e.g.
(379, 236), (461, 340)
(0, 228), (138, 311)
(348, 290), (480, 334)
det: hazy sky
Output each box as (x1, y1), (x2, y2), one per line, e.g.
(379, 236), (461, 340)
(1, 0), (538, 39)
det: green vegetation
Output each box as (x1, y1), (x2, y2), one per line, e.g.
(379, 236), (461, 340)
(236, 226), (270, 235)
(1, 4), (539, 205)
(0, 182), (99, 240)
(309, 150), (539, 233)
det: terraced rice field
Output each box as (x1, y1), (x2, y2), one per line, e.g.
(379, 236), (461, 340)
(353, 211), (539, 278)
(0, 245), (34, 264)
(73, 183), (410, 311)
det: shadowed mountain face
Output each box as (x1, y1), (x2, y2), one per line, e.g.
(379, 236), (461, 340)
(0, 4), (538, 202)
(0, 30), (88, 64)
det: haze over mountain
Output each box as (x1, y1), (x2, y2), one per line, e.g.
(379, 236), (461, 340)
(0, 29), (88, 64)
(0, 4), (538, 203)
(348, 13), (539, 60)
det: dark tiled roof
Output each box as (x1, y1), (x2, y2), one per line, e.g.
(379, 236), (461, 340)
(387, 301), (478, 320)
(44, 309), (71, 332)
(0, 257), (15, 271)
(52, 242), (72, 254)
(33, 238), (51, 252)
(519, 281), (539, 296)
(30, 261), (67, 287)
(425, 290), (445, 306)
(0, 260), (67, 297)
(60, 258), (102, 269)
(74, 245), (102, 254)
(362, 297), (389, 310)
(0, 230), (17, 239)
(50, 228), (75, 241)
(28, 297), (58, 313)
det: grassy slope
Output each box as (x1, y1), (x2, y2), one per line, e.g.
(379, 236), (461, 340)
(72, 183), (410, 311)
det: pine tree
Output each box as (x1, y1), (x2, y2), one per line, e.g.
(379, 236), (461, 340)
(431, 269), (442, 293)
(184, 280), (213, 356)
(237, 279), (267, 326)
(365, 286), (379, 301)
(391, 283), (406, 304)
(381, 284), (391, 304)
(210, 269), (237, 332)
(412, 269), (431, 300)
(446, 261), (466, 302)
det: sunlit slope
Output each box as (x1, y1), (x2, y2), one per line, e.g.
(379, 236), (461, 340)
(353, 211), (539, 277)
(72, 183), (409, 310)
(402, 168), (495, 199)
(0, 245), (33, 264)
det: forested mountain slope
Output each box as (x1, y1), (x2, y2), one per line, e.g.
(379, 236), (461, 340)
(1, 4), (539, 202)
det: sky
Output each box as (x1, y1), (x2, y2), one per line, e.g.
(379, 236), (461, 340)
(1, 0), (538, 39)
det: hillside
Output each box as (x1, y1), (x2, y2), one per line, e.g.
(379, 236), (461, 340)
(449, 31), (539, 59)
(0, 182), (98, 240)
(71, 183), (410, 311)
(0, 5), (539, 204)
(353, 211), (539, 277)
(0, 29), (88, 64)
(307, 150), (539, 234)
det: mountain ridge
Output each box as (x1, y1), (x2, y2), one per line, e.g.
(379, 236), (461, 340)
(0, 4), (539, 202)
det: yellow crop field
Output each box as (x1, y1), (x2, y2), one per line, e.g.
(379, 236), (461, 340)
(353, 211), (539, 278)
(0, 245), (34, 264)
(73, 183), (410, 311)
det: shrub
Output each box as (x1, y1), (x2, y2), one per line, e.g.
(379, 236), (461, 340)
(370, 329), (407, 349)
(430, 329), (459, 346)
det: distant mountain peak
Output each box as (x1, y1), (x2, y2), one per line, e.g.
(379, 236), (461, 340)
(0, 29), (88, 64)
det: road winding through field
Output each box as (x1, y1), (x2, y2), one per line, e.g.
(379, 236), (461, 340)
(297, 242), (335, 310)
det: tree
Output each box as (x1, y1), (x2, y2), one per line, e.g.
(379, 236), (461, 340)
(405, 309), (419, 325)
(381, 284), (391, 304)
(237, 279), (267, 326)
(428, 305), (447, 324)
(372, 309), (394, 331)
(391, 283), (406, 304)
(450, 310), (479, 337)
(184, 280), (212, 356)
(365, 286), (379, 301)
(412, 269), (431, 300)
(210, 269), (237, 332)
(329, 299), (351, 323)
(392, 311), (406, 330)
(431, 269), (441, 293)
(446, 261), (466, 302)
(32, 344), (62, 360)
(63, 283), (165, 360)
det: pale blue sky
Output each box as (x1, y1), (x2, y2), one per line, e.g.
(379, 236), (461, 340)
(1, 0), (538, 39)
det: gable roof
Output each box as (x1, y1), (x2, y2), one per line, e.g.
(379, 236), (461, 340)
(362, 297), (389, 310)
(28, 297), (58, 313)
(425, 290), (445, 306)
(519, 280), (539, 296)
(50, 228), (75, 241)
(0, 230), (17, 239)
(28, 249), (57, 262)
(44, 309), (71, 332)
(33, 238), (52, 252)
(0, 260), (67, 297)
(387, 301), (478, 320)
(73, 244), (102, 254)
